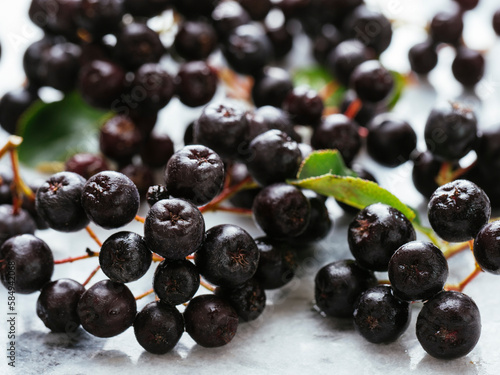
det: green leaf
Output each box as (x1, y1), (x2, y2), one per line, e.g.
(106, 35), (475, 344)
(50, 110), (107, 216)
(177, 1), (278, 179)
(17, 92), (110, 168)
(289, 175), (416, 221)
(297, 149), (356, 180)
(387, 70), (406, 110)
(292, 66), (334, 91)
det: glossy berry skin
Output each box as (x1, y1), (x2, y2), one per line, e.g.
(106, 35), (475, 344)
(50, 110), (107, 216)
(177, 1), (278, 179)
(252, 183), (311, 239)
(146, 185), (169, 207)
(353, 285), (411, 343)
(175, 61), (218, 108)
(424, 102), (477, 161)
(344, 5), (393, 55)
(215, 277), (266, 322)
(174, 20), (218, 61)
(44, 42), (82, 93)
(77, 280), (137, 338)
(132, 63), (175, 114)
(114, 23), (164, 70)
(36, 279), (85, 333)
(99, 115), (142, 163)
(245, 106), (297, 142)
(430, 10), (463, 45)
(36, 171), (90, 232)
(99, 232), (152, 283)
(455, 0), (479, 10)
(311, 114), (361, 166)
(133, 302), (184, 355)
(245, 130), (302, 186)
(388, 241), (448, 302)
(366, 113), (417, 167)
(282, 86), (324, 127)
(0, 205), (37, 246)
(0, 88), (39, 134)
(408, 40), (438, 75)
(350, 60), (394, 103)
(254, 236), (296, 289)
(315, 259), (377, 318)
(78, 59), (126, 109)
(312, 24), (342, 65)
(339, 90), (377, 127)
(238, 0), (271, 20)
(211, 1), (251, 38)
(223, 24), (273, 77)
(165, 145), (224, 206)
(296, 189), (332, 243)
(153, 259), (199, 305)
(144, 198), (205, 260)
(252, 66), (293, 108)
(65, 153), (109, 179)
(119, 164), (155, 199)
(22, 180), (49, 230)
(81, 171), (140, 229)
(452, 47), (485, 87)
(411, 151), (443, 199)
(77, 0), (123, 38)
(23, 37), (54, 88)
(327, 39), (375, 86)
(194, 103), (248, 160)
(184, 294), (239, 348)
(348, 203), (416, 272)
(428, 179), (491, 243)
(264, 10), (293, 59)
(416, 291), (481, 359)
(195, 224), (260, 288)
(473, 221), (500, 274)
(0, 234), (54, 294)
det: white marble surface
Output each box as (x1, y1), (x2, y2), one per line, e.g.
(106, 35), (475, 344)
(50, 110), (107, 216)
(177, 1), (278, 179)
(2, 1), (500, 374)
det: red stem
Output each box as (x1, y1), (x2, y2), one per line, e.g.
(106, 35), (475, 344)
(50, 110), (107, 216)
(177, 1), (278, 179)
(54, 253), (98, 264)
(135, 288), (154, 301)
(344, 98), (362, 120)
(445, 264), (482, 292)
(82, 265), (101, 287)
(135, 215), (145, 223)
(85, 226), (103, 247)
(199, 176), (254, 213)
(200, 279), (215, 292)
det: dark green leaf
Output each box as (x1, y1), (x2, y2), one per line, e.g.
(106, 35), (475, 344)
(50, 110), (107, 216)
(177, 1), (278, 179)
(289, 175), (416, 221)
(297, 149), (356, 180)
(17, 92), (110, 168)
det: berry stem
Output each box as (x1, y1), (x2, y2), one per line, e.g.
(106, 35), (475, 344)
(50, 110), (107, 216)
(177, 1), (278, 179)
(209, 206), (253, 215)
(344, 98), (363, 120)
(435, 161), (477, 186)
(217, 67), (253, 102)
(135, 288), (154, 301)
(135, 215), (145, 223)
(54, 252), (98, 264)
(443, 242), (470, 259)
(445, 264), (483, 292)
(199, 176), (256, 213)
(319, 81), (340, 102)
(82, 265), (101, 287)
(85, 226), (103, 247)
(152, 254), (164, 262)
(200, 279), (215, 292)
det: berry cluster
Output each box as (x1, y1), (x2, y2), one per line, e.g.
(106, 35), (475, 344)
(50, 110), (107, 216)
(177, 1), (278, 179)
(315, 177), (494, 359)
(408, 0), (485, 87)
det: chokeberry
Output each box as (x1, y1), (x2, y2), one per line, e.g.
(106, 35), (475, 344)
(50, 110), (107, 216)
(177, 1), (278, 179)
(65, 153), (109, 179)
(348, 203), (416, 272)
(0, 205), (37, 246)
(311, 114), (361, 165)
(164, 145), (224, 206)
(254, 236), (297, 289)
(315, 259), (377, 318)
(416, 291), (481, 359)
(452, 47), (485, 87)
(144, 198), (205, 260)
(326, 39), (375, 86)
(174, 20), (218, 61)
(282, 86), (324, 127)
(0, 234), (54, 294)
(424, 102), (477, 161)
(366, 113), (417, 167)
(430, 9), (464, 45)
(473, 221), (500, 275)
(195, 224), (260, 288)
(132, 63), (175, 114)
(99, 231), (152, 283)
(36, 279), (85, 333)
(0, 88), (39, 134)
(184, 294), (239, 348)
(350, 60), (394, 103)
(428, 179), (490, 242)
(175, 61), (218, 108)
(99, 115), (142, 163)
(245, 129), (302, 186)
(77, 280), (137, 338)
(215, 277), (267, 322)
(353, 285), (411, 343)
(36, 171), (90, 232)
(408, 40), (438, 75)
(153, 259), (200, 305)
(81, 171), (140, 229)
(388, 241), (449, 301)
(251, 66), (293, 108)
(134, 302), (184, 355)
(146, 185), (170, 207)
(252, 183), (311, 239)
